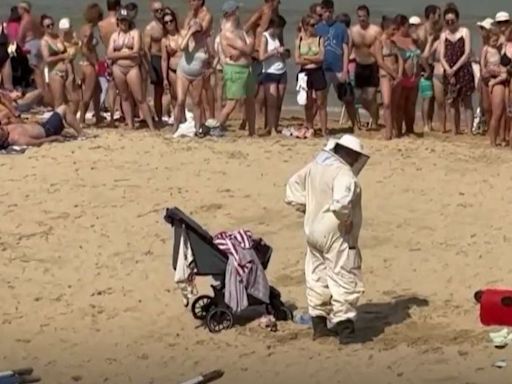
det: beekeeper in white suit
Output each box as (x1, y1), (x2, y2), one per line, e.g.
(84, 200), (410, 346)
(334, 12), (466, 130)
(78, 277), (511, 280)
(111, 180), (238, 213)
(285, 134), (369, 343)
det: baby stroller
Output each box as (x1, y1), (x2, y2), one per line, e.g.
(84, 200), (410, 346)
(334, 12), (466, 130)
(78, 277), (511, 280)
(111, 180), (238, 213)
(164, 207), (293, 333)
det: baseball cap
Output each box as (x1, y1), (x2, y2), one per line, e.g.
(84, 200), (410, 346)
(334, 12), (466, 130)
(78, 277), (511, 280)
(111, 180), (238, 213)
(222, 0), (240, 14)
(58, 18), (71, 30)
(408, 16), (422, 25)
(476, 17), (494, 30)
(495, 11), (510, 22)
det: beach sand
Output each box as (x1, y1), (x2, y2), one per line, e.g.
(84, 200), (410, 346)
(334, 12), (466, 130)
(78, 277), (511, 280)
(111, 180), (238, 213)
(1, 122), (512, 383)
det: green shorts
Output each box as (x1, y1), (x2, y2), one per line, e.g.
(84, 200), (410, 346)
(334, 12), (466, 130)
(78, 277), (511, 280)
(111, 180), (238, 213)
(223, 63), (256, 100)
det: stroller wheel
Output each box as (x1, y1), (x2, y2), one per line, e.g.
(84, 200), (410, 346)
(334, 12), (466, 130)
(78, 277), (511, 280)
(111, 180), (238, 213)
(206, 308), (234, 333)
(266, 303), (293, 321)
(191, 295), (214, 320)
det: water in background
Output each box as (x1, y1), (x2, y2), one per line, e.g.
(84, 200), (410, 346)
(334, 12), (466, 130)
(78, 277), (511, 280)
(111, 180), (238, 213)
(2, 0), (508, 109)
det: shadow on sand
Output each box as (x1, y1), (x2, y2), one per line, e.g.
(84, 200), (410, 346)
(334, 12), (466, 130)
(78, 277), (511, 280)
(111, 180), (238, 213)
(346, 296), (429, 344)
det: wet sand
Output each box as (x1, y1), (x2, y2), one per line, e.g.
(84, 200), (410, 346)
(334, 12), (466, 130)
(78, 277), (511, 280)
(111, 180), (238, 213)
(1, 123), (512, 383)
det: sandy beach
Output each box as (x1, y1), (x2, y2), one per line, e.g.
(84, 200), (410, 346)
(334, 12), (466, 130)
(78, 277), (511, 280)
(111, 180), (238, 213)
(2, 123), (512, 383)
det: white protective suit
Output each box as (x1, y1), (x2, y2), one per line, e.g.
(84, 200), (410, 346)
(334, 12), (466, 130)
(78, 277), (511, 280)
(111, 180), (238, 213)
(285, 145), (365, 323)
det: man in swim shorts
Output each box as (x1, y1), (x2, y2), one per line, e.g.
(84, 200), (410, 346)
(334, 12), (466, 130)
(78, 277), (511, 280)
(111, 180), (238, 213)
(207, 1), (256, 136)
(0, 105), (82, 148)
(144, 1), (165, 122)
(350, 5), (381, 127)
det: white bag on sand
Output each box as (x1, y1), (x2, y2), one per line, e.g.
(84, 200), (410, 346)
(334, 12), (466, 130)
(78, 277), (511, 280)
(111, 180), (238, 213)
(173, 109), (196, 138)
(296, 72), (308, 106)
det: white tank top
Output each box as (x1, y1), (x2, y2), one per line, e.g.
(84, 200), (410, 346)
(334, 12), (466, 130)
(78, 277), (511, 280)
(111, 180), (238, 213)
(262, 31), (286, 74)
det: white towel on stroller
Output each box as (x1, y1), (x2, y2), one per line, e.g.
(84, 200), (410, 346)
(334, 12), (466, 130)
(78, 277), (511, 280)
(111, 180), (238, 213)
(174, 228), (198, 306)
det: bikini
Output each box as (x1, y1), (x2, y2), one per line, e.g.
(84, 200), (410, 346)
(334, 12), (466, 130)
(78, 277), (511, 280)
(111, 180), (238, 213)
(113, 32), (136, 75)
(379, 40), (399, 79)
(398, 46), (421, 88)
(47, 39), (68, 79)
(166, 37), (178, 74)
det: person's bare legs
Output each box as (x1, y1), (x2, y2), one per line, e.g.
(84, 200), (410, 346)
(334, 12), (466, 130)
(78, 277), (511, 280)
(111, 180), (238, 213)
(380, 76), (392, 140)
(275, 80), (287, 132)
(394, 85), (404, 137)
(360, 87), (379, 128)
(489, 84), (505, 146)
(48, 73), (66, 108)
(174, 74), (191, 133)
(433, 77), (446, 133)
(262, 81), (278, 135)
(154, 83), (164, 122)
(461, 94), (473, 135)
(404, 86), (418, 135)
(57, 104), (83, 135)
(113, 66), (134, 129)
(203, 73), (215, 121)
(189, 77), (204, 130)
(79, 64), (100, 126)
(1, 60), (14, 90)
(254, 83), (264, 128)
(316, 90), (328, 136)
(106, 80), (117, 125)
(214, 70), (224, 116)
(450, 98), (461, 135)
(126, 66), (155, 130)
(217, 100), (238, 127)
(244, 93), (256, 136)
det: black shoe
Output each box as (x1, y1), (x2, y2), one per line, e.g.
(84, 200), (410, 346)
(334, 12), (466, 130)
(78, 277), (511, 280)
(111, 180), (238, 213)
(311, 316), (336, 340)
(333, 319), (356, 344)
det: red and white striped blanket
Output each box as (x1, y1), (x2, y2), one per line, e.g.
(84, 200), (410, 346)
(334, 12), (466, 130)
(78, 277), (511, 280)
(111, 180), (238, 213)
(213, 229), (254, 277)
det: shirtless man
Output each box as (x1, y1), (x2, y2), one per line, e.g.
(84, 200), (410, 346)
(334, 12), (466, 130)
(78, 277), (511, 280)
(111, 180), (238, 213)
(144, 1), (165, 122)
(98, 0), (121, 124)
(0, 105), (82, 148)
(244, 0), (280, 120)
(17, 2), (45, 102)
(350, 4), (381, 126)
(208, 1), (256, 136)
(415, 5), (441, 52)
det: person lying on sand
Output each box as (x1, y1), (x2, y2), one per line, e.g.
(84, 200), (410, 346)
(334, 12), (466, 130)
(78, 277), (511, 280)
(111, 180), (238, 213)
(0, 88), (43, 124)
(0, 105), (83, 148)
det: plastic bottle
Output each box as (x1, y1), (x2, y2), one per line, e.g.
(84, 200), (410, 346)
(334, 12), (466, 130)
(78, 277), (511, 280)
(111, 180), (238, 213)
(293, 312), (312, 326)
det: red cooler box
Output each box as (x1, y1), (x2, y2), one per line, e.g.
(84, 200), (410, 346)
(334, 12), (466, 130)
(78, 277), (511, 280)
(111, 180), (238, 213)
(475, 289), (512, 326)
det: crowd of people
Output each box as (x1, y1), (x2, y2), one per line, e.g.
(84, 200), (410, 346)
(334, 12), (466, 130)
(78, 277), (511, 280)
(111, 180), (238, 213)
(1, 0), (512, 147)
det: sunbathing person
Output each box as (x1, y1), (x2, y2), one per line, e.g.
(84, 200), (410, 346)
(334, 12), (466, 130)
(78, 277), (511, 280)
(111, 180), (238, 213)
(0, 104), (82, 148)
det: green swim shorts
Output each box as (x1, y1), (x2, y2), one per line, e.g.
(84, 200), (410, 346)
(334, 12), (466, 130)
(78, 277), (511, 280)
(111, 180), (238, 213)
(223, 63), (256, 100)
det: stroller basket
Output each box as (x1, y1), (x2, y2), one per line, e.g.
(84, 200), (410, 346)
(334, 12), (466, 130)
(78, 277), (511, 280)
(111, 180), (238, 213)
(164, 207), (272, 275)
(163, 207), (292, 333)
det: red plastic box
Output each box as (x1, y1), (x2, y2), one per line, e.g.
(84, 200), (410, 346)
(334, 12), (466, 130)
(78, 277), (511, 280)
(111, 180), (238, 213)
(475, 289), (512, 326)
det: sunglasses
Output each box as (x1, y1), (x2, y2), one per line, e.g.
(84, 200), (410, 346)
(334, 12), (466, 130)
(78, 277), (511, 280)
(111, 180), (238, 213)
(445, 18), (456, 25)
(164, 18), (175, 25)
(44, 22), (54, 29)
(154, 8), (164, 13)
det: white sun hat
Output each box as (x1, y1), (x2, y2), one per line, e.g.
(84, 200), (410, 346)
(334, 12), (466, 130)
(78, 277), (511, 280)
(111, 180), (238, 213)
(495, 11), (510, 22)
(476, 18), (494, 30)
(408, 16), (422, 26)
(58, 17), (71, 30)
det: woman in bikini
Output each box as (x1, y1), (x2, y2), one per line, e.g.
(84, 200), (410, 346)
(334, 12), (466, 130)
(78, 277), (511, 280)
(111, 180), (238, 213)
(78, 3), (104, 127)
(294, 15), (325, 138)
(161, 8), (182, 125)
(439, 6), (474, 135)
(393, 14), (423, 136)
(173, 18), (212, 133)
(373, 15), (403, 140)
(501, 27), (512, 146)
(40, 14), (70, 108)
(107, 7), (154, 130)
(481, 27), (508, 146)
(59, 18), (81, 116)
